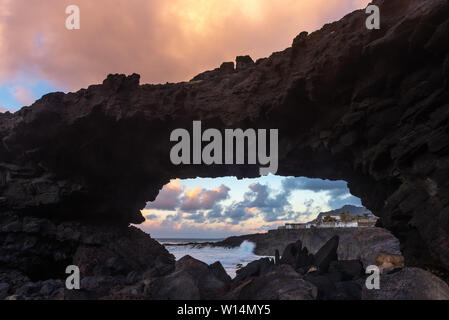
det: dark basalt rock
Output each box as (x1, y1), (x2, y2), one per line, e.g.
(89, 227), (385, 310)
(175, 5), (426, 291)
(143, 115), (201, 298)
(213, 227), (401, 268)
(362, 268), (449, 300)
(303, 274), (337, 300)
(235, 55), (254, 71)
(209, 261), (232, 283)
(331, 281), (362, 300)
(232, 236), (367, 300)
(0, 212), (175, 299)
(313, 236), (339, 273)
(147, 255), (228, 300)
(0, 0), (449, 281)
(235, 265), (317, 300)
(329, 260), (364, 281)
(234, 258), (275, 283)
(279, 240), (314, 271)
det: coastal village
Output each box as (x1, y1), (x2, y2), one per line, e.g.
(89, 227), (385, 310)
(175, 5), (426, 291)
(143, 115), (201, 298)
(278, 206), (378, 230)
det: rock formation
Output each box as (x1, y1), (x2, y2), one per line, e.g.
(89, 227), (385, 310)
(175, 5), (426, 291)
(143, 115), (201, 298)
(227, 236), (449, 300)
(1, 0), (449, 293)
(212, 227), (401, 268)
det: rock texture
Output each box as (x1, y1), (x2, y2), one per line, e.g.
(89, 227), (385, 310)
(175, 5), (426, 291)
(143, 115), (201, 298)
(146, 256), (229, 300)
(362, 268), (449, 300)
(213, 228), (401, 268)
(0, 212), (175, 299)
(0, 0), (449, 281)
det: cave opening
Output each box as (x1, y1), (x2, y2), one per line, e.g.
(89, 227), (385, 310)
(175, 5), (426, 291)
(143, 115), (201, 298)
(136, 175), (374, 276)
(139, 175), (367, 240)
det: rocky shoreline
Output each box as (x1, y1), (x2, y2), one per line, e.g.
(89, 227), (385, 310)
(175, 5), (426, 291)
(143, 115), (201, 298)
(1, 212), (449, 300)
(207, 227), (402, 268)
(1, 0), (449, 300)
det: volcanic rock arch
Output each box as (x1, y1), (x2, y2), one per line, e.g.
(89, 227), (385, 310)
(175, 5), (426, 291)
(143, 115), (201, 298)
(1, 0), (449, 275)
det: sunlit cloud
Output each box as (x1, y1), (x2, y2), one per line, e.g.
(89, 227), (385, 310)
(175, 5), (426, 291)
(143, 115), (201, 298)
(0, 0), (370, 93)
(140, 176), (362, 238)
(8, 85), (35, 106)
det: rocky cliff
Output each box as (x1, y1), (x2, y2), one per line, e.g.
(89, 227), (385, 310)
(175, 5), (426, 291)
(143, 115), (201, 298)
(213, 228), (401, 268)
(1, 0), (449, 281)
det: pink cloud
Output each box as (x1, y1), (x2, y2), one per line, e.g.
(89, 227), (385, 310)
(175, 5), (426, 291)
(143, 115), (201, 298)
(8, 85), (35, 106)
(180, 185), (230, 212)
(146, 179), (185, 210)
(0, 0), (370, 91)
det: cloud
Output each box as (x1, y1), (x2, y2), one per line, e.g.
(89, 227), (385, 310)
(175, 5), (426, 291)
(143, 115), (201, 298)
(180, 185), (230, 212)
(0, 106), (10, 113)
(282, 177), (361, 209)
(282, 177), (348, 194)
(216, 182), (293, 224)
(198, 178), (359, 224)
(243, 183), (293, 222)
(145, 214), (159, 220)
(147, 181), (230, 213)
(0, 0), (370, 91)
(141, 176), (362, 238)
(146, 179), (184, 210)
(161, 212), (184, 226)
(222, 203), (255, 225)
(8, 85), (35, 106)
(184, 212), (207, 223)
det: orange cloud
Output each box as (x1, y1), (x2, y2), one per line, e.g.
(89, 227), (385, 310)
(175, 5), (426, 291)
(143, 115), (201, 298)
(0, 0), (370, 91)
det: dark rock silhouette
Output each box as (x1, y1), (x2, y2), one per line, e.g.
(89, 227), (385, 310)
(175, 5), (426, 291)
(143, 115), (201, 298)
(362, 268), (449, 300)
(209, 261), (232, 283)
(213, 227), (401, 268)
(236, 265), (317, 300)
(279, 240), (314, 271)
(1, 0), (449, 297)
(234, 258), (275, 283)
(147, 255), (228, 300)
(235, 55), (255, 71)
(313, 236), (339, 273)
(328, 260), (364, 281)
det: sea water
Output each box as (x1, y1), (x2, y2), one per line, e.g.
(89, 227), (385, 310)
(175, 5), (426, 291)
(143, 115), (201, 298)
(158, 239), (272, 278)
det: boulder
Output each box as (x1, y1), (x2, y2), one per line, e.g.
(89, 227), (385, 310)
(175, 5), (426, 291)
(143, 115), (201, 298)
(331, 281), (362, 300)
(148, 255), (228, 300)
(303, 274), (337, 300)
(237, 265), (317, 300)
(362, 268), (449, 300)
(214, 227), (402, 268)
(235, 55), (254, 71)
(146, 270), (201, 300)
(209, 261), (231, 283)
(329, 260), (364, 281)
(279, 240), (314, 271)
(234, 258), (275, 282)
(313, 236), (339, 273)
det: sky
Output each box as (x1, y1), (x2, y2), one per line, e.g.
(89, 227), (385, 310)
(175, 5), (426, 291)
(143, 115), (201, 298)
(0, 0), (370, 238)
(139, 176), (362, 238)
(0, 0), (370, 112)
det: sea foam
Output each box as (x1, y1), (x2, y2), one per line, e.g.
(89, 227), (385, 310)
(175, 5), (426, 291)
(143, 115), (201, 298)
(164, 240), (271, 278)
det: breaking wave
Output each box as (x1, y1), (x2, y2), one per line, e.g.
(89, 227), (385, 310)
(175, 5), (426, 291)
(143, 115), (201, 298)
(163, 240), (271, 278)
